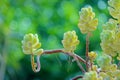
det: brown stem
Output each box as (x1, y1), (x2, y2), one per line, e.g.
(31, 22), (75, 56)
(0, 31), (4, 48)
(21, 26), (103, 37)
(43, 49), (86, 64)
(31, 49), (86, 73)
(71, 53), (86, 73)
(43, 49), (63, 54)
(74, 54), (86, 63)
(43, 49), (86, 73)
(86, 33), (90, 71)
(68, 53), (86, 73)
(72, 75), (83, 80)
(91, 62), (93, 71)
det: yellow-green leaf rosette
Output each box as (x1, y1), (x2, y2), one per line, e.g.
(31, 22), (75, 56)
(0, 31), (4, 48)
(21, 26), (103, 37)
(78, 7), (98, 34)
(108, 0), (120, 23)
(22, 33), (43, 55)
(83, 71), (102, 80)
(62, 31), (79, 53)
(88, 51), (97, 61)
(100, 19), (120, 58)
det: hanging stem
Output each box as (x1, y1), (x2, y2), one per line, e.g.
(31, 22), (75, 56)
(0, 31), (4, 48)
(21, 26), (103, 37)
(86, 33), (90, 71)
(31, 55), (41, 72)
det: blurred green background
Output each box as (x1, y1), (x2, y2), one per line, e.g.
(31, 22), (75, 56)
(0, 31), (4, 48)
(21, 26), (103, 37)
(0, 0), (110, 80)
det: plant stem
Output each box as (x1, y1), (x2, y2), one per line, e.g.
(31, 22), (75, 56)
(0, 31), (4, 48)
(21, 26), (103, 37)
(86, 33), (90, 71)
(74, 56), (86, 73)
(43, 49), (86, 64)
(32, 49), (86, 73)
(43, 49), (86, 73)
(72, 75), (83, 80)
(31, 55), (41, 72)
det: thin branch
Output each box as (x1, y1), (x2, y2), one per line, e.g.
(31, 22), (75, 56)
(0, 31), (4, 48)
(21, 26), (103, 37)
(86, 33), (90, 71)
(86, 33), (89, 57)
(43, 49), (86, 64)
(43, 49), (63, 54)
(68, 53), (86, 73)
(74, 54), (86, 64)
(43, 49), (86, 73)
(73, 55), (86, 73)
(72, 75), (83, 80)
(31, 49), (86, 73)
